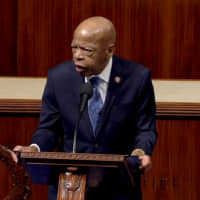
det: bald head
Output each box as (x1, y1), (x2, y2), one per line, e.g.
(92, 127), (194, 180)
(71, 17), (116, 76)
(74, 16), (116, 46)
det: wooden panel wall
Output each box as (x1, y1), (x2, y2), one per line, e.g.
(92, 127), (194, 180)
(0, 0), (17, 75)
(0, 114), (200, 200)
(142, 117), (200, 200)
(0, 0), (200, 78)
(0, 114), (48, 200)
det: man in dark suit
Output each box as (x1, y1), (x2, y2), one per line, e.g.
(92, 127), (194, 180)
(13, 16), (157, 200)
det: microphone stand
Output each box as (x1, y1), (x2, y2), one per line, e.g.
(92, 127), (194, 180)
(72, 111), (83, 153)
(72, 82), (93, 153)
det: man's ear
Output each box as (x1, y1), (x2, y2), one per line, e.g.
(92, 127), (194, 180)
(108, 44), (115, 56)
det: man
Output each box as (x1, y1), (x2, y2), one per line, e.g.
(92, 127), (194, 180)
(13, 16), (157, 200)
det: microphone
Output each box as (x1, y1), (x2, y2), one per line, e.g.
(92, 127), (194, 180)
(79, 82), (93, 113)
(73, 82), (93, 153)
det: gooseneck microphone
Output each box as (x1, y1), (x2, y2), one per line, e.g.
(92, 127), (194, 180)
(72, 82), (93, 153)
(79, 82), (93, 113)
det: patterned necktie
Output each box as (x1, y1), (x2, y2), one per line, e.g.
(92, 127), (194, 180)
(88, 77), (103, 136)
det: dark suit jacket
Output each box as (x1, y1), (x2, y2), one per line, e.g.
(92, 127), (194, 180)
(31, 56), (157, 200)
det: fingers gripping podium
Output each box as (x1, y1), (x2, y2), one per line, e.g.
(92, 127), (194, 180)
(20, 152), (137, 200)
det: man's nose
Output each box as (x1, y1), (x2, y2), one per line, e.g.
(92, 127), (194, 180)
(73, 48), (84, 60)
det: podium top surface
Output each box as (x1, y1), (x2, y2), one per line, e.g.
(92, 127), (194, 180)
(21, 152), (127, 168)
(20, 152), (136, 187)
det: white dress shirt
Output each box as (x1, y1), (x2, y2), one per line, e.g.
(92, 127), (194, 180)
(85, 57), (112, 103)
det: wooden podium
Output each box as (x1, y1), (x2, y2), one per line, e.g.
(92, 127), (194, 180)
(21, 152), (136, 200)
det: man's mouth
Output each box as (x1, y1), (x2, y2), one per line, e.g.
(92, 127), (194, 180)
(75, 65), (87, 73)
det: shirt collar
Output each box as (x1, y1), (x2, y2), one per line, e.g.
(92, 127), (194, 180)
(85, 57), (113, 83)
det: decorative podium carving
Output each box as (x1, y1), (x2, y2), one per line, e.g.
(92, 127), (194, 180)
(21, 152), (136, 200)
(57, 172), (87, 200)
(0, 148), (138, 200)
(0, 145), (31, 200)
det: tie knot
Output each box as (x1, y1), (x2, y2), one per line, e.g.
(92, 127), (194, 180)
(90, 77), (102, 88)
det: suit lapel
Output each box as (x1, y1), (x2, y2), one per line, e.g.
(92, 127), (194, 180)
(96, 56), (124, 137)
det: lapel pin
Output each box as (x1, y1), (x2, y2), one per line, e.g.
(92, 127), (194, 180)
(114, 76), (121, 84)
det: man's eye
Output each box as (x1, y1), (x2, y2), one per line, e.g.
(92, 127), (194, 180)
(82, 47), (93, 52)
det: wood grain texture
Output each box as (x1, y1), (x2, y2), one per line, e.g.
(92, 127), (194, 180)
(142, 118), (200, 200)
(0, 0), (17, 75)
(1, 99), (200, 117)
(0, 0), (200, 78)
(0, 145), (32, 200)
(0, 114), (48, 200)
(57, 173), (87, 200)
(0, 114), (200, 199)
(156, 102), (200, 116)
(0, 99), (41, 113)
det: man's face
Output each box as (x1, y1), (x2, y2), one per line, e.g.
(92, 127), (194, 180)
(71, 29), (112, 76)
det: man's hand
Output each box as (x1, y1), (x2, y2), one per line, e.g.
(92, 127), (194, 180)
(12, 145), (39, 163)
(138, 154), (152, 173)
(131, 149), (152, 173)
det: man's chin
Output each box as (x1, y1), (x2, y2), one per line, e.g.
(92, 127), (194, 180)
(77, 70), (89, 77)
(78, 71), (86, 76)
(75, 67), (92, 76)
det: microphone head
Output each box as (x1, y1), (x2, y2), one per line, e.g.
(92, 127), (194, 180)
(80, 82), (93, 99)
(79, 82), (93, 113)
